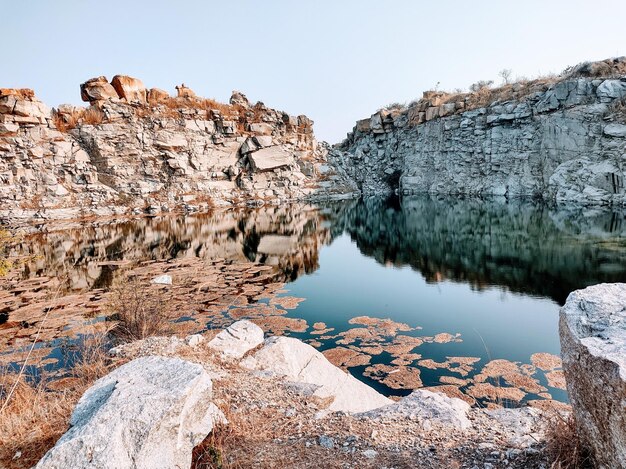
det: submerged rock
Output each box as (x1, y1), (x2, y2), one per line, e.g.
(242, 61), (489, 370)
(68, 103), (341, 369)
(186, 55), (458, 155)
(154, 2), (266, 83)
(357, 389), (472, 430)
(560, 283), (626, 469)
(241, 336), (392, 413)
(208, 319), (264, 359)
(36, 356), (224, 469)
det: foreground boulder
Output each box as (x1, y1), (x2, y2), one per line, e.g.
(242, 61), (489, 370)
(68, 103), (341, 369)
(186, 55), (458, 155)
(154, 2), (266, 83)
(357, 389), (472, 430)
(560, 283), (626, 469)
(36, 356), (224, 469)
(208, 319), (264, 359)
(241, 336), (392, 413)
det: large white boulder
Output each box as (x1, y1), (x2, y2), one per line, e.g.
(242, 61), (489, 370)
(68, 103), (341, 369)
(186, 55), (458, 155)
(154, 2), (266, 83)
(208, 319), (264, 359)
(560, 283), (626, 469)
(241, 336), (392, 413)
(357, 389), (472, 430)
(36, 356), (224, 469)
(248, 146), (295, 171)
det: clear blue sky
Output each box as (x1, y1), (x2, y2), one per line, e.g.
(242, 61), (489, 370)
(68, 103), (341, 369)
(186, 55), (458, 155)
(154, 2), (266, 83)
(4, 0), (625, 143)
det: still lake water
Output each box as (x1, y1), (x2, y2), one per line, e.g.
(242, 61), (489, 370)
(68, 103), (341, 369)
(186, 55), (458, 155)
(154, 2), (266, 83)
(5, 196), (626, 406)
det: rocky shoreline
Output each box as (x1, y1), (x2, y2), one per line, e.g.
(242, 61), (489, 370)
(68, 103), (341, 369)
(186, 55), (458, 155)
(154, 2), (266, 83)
(34, 320), (551, 469)
(16, 282), (622, 468)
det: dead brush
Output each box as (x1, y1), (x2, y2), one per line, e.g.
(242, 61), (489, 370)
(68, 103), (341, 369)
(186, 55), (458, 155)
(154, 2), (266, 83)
(52, 106), (105, 131)
(190, 396), (284, 469)
(0, 331), (113, 469)
(544, 411), (593, 469)
(107, 276), (173, 342)
(81, 107), (105, 126)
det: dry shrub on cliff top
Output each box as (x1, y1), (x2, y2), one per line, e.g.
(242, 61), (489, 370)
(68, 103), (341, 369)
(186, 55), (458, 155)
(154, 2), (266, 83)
(53, 107), (105, 132)
(0, 229), (13, 277)
(81, 107), (105, 126)
(108, 276), (173, 342)
(544, 411), (593, 469)
(0, 332), (112, 469)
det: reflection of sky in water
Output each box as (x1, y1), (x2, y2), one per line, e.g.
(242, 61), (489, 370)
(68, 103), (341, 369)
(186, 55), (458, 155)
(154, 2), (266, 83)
(283, 234), (566, 401)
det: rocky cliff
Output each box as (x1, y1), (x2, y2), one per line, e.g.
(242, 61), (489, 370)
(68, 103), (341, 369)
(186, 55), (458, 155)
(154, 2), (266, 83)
(0, 77), (356, 222)
(333, 57), (626, 206)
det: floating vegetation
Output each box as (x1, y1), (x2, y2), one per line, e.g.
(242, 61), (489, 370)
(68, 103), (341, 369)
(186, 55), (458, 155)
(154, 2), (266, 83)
(531, 352), (562, 371)
(545, 370), (567, 390)
(251, 316), (308, 335)
(322, 347), (371, 369)
(363, 364), (423, 389)
(269, 296), (306, 310)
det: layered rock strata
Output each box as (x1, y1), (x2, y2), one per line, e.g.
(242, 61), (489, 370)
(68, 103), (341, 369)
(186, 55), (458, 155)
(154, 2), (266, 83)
(560, 283), (626, 469)
(334, 57), (626, 206)
(0, 76), (356, 222)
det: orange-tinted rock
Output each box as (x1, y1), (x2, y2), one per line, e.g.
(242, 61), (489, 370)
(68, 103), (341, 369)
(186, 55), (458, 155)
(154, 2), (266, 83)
(111, 75), (147, 104)
(0, 88), (35, 99)
(148, 87), (170, 104)
(80, 76), (118, 103)
(175, 83), (196, 99)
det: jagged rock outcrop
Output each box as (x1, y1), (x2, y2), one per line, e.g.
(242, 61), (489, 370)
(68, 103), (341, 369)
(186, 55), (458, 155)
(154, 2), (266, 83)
(208, 319), (264, 359)
(334, 57), (626, 206)
(241, 336), (392, 413)
(358, 389), (472, 430)
(36, 356), (225, 469)
(0, 76), (356, 222)
(560, 283), (626, 469)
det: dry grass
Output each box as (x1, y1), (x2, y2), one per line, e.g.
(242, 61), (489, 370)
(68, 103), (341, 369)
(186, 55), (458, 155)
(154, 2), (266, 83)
(190, 390), (292, 469)
(53, 107), (105, 132)
(544, 411), (593, 469)
(81, 107), (105, 126)
(0, 229), (12, 277)
(107, 276), (174, 342)
(0, 332), (113, 468)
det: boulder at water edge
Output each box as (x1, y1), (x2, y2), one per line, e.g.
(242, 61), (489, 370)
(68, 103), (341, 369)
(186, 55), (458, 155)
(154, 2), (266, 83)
(241, 336), (392, 413)
(208, 319), (264, 359)
(36, 356), (224, 469)
(560, 283), (626, 469)
(357, 389), (472, 430)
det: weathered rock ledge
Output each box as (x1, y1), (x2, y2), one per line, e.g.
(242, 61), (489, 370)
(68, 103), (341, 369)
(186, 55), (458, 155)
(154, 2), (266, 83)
(0, 78), (357, 223)
(36, 320), (550, 468)
(560, 283), (626, 469)
(333, 57), (626, 206)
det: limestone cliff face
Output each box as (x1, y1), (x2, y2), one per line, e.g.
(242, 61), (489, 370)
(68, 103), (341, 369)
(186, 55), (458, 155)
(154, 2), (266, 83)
(0, 78), (356, 222)
(334, 58), (626, 206)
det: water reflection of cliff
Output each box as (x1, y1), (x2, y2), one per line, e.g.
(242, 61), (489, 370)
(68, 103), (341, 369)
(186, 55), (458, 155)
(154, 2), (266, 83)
(332, 197), (626, 304)
(11, 197), (626, 304)
(12, 205), (333, 291)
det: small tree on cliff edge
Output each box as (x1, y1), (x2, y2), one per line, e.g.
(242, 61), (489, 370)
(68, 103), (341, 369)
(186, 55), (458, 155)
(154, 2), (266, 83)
(499, 69), (513, 85)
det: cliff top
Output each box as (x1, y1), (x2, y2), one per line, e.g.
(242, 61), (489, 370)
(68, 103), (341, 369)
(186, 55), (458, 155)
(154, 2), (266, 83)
(369, 56), (626, 129)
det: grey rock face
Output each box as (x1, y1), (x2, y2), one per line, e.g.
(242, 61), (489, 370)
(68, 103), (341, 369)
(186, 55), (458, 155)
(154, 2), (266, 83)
(208, 319), (264, 359)
(560, 283), (626, 469)
(336, 76), (626, 206)
(248, 145), (295, 171)
(357, 389), (472, 430)
(36, 356), (224, 469)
